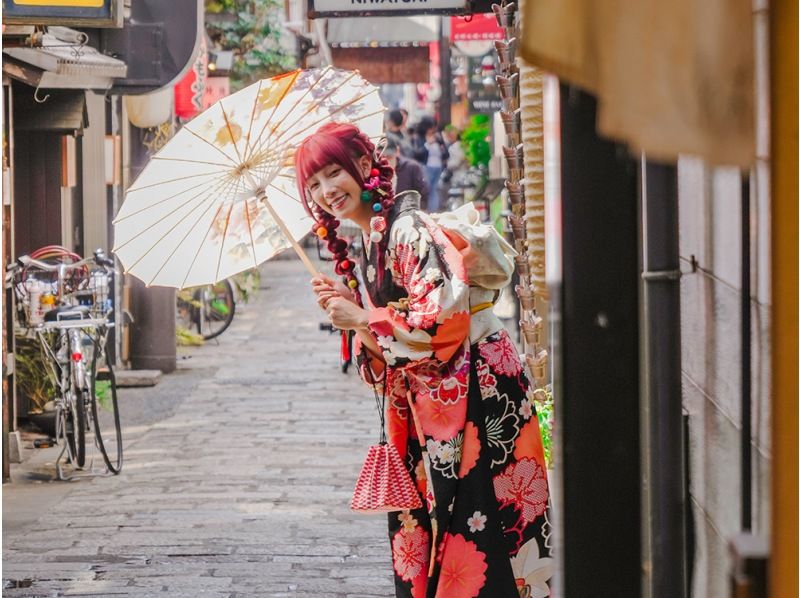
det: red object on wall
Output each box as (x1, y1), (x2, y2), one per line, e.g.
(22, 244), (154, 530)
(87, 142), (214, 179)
(174, 38), (208, 120)
(450, 14), (504, 42)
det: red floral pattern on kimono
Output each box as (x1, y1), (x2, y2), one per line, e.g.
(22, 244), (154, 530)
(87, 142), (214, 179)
(354, 193), (553, 598)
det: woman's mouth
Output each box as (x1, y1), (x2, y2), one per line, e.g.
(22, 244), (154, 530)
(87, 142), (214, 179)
(329, 194), (349, 211)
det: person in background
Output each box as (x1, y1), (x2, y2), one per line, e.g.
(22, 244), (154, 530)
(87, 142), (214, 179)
(420, 118), (449, 212)
(383, 137), (429, 210)
(439, 125), (467, 210)
(443, 124), (466, 174)
(385, 109), (413, 157)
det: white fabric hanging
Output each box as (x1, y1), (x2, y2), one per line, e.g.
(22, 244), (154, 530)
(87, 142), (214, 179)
(520, 0), (755, 167)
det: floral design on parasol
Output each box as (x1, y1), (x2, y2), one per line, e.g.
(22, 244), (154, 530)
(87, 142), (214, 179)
(113, 67), (385, 288)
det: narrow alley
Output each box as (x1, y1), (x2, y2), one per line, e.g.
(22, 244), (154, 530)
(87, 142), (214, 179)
(3, 258), (395, 597)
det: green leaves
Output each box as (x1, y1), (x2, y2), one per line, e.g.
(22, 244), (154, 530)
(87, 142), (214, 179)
(461, 115), (491, 169)
(205, 0), (296, 89)
(533, 384), (554, 469)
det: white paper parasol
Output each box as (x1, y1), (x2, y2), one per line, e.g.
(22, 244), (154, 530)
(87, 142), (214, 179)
(113, 67), (385, 287)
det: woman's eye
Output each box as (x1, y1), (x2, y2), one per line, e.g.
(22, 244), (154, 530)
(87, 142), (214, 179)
(309, 182), (319, 190)
(329, 168), (340, 177)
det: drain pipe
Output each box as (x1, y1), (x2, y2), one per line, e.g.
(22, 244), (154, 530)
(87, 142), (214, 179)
(740, 171), (752, 532)
(640, 159), (687, 598)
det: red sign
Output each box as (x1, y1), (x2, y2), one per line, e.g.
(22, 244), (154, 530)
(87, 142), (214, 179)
(450, 14), (503, 42)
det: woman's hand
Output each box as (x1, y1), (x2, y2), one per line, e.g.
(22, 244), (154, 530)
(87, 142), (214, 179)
(311, 274), (356, 306)
(326, 297), (369, 331)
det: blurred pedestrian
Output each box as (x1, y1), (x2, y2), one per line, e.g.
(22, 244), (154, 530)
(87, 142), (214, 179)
(383, 137), (429, 210)
(385, 109), (413, 157)
(297, 122), (553, 598)
(420, 118), (449, 212)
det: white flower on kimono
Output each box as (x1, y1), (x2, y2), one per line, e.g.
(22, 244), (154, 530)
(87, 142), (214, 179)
(377, 328), (434, 366)
(367, 264), (376, 283)
(519, 399), (533, 420)
(510, 538), (554, 598)
(467, 511), (487, 533)
(426, 438), (441, 460)
(398, 511), (418, 531)
(439, 443), (456, 464)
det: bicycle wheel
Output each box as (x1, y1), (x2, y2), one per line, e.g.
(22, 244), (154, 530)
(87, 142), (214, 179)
(64, 388), (86, 468)
(90, 348), (122, 474)
(196, 279), (236, 340)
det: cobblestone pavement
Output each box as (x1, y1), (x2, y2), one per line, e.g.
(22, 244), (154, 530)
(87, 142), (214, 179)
(3, 258), (395, 597)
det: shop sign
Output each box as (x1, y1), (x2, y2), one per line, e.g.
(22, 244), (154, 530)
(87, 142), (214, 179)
(308, 0), (467, 19)
(450, 14), (503, 42)
(467, 51), (502, 114)
(2, 0), (123, 27)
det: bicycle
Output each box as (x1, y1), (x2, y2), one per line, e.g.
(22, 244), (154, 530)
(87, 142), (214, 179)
(176, 279), (236, 341)
(7, 248), (123, 480)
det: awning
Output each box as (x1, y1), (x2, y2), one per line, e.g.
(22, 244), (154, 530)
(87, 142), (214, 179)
(2, 29), (127, 90)
(13, 87), (88, 134)
(327, 16), (438, 47)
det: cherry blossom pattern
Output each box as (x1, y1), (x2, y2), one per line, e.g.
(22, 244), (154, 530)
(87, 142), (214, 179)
(437, 533), (488, 598)
(475, 358), (500, 400)
(484, 393), (522, 468)
(518, 397), (534, 421)
(399, 511), (419, 532)
(392, 525), (430, 582)
(467, 511), (487, 533)
(493, 457), (549, 524)
(478, 330), (523, 377)
(429, 432), (464, 479)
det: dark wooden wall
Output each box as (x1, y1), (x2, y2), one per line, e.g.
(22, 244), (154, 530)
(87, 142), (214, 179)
(13, 132), (63, 256)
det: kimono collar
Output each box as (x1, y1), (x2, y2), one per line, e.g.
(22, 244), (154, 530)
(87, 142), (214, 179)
(390, 190), (421, 223)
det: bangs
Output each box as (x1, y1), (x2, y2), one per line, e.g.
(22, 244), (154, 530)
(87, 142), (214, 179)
(294, 127), (363, 205)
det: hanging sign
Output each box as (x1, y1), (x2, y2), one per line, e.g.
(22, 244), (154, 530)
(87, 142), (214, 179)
(308, 0), (468, 19)
(450, 14), (503, 42)
(2, 0), (123, 27)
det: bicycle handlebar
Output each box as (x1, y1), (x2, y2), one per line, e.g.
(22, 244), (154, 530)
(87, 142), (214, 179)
(8, 249), (116, 274)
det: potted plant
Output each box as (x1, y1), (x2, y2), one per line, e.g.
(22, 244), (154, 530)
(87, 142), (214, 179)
(14, 335), (57, 435)
(532, 384), (554, 470)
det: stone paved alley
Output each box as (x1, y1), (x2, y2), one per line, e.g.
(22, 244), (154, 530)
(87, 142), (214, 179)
(3, 258), (395, 597)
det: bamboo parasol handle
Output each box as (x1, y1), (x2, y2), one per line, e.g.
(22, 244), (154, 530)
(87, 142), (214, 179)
(254, 187), (319, 277)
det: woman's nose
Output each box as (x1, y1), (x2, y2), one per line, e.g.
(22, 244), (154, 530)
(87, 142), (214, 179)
(320, 179), (337, 198)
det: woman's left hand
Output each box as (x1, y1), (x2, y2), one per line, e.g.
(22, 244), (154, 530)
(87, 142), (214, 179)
(326, 297), (369, 331)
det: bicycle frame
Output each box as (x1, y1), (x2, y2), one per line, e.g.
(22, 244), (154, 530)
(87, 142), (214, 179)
(34, 315), (113, 480)
(8, 249), (119, 480)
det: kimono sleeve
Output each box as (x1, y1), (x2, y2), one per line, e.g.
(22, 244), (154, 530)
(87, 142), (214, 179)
(367, 215), (471, 369)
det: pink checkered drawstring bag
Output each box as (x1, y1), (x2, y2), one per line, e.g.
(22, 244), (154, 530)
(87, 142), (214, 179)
(350, 371), (422, 513)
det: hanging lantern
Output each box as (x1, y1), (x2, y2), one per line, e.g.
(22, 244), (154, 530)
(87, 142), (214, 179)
(174, 38), (208, 120)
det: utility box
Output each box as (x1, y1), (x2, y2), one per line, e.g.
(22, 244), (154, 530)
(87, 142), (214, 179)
(128, 277), (176, 373)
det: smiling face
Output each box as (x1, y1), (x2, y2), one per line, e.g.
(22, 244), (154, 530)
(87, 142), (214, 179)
(306, 154), (373, 221)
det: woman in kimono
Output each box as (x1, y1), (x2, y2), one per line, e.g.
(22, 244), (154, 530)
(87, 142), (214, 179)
(296, 123), (553, 598)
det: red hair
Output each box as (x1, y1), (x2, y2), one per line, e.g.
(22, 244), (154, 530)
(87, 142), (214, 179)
(294, 122), (395, 290)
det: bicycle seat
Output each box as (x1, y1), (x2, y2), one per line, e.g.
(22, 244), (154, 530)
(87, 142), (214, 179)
(43, 305), (91, 322)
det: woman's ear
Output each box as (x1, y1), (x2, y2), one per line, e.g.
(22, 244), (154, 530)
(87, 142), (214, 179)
(359, 154), (372, 178)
